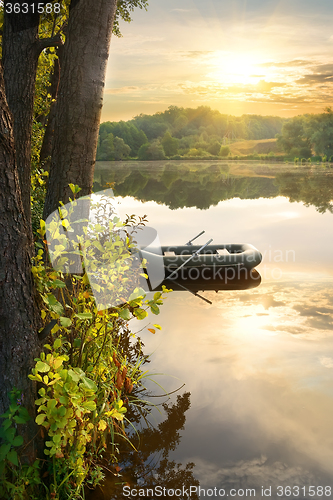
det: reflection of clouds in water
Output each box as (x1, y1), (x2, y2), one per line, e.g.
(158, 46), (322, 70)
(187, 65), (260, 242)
(293, 305), (333, 317)
(237, 292), (286, 310)
(320, 357), (333, 368)
(192, 456), (320, 492)
(201, 279), (333, 338)
(141, 277), (333, 489)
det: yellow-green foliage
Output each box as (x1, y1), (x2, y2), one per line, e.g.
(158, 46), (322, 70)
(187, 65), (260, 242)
(0, 185), (171, 499)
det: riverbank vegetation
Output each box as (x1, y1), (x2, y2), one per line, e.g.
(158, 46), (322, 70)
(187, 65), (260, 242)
(1, 177), (173, 499)
(96, 105), (333, 163)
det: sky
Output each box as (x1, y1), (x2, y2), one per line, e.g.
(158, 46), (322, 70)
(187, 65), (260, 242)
(101, 0), (333, 122)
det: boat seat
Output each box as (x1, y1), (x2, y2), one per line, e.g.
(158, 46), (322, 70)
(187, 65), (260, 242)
(216, 249), (230, 255)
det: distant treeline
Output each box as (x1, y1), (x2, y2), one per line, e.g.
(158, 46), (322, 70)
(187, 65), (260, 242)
(96, 105), (286, 161)
(276, 108), (333, 161)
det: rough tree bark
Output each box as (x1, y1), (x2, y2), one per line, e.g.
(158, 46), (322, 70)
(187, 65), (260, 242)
(43, 0), (118, 219)
(39, 47), (63, 169)
(2, 5), (40, 243)
(0, 61), (41, 460)
(3, 1), (62, 240)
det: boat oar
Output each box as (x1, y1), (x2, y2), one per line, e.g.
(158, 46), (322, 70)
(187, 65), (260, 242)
(167, 279), (213, 305)
(185, 230), (205, 246)
(167, 238), (213, 281)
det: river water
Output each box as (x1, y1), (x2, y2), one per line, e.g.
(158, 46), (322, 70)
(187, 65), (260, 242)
(93, 161), (333, 500)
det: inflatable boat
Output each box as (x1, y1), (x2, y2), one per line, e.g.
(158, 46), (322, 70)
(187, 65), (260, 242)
(135, 229), (262, 289)
(160, 242), (262, 273)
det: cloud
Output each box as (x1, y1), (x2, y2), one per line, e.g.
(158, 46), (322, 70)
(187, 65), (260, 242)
(319, 356), (333, 368)
(192, 455), (319, 492)
(260, 60), (312, 68)
(312, 63), (333, 73)
(180, 50), (214, 59)
(171, 8), (193, 12)
(256, 80), (286, 92)
(293, 305), (333, 317)
(104, 86), (140, 94)
(296, 74), (333, 85)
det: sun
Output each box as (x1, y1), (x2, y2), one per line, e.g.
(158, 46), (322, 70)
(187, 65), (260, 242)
(208, 52), (265, 86)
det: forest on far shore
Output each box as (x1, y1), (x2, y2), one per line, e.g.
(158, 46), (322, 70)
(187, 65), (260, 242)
(96, 105), (333, 162)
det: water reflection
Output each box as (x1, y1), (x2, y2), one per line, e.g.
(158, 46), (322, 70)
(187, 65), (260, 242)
(94, 161), (333, 213)
(94, 161), (279, 210)
(152, 269), (261, 306)
(139, 279), (333, 495)
(92, 161), (333, 498)
(86, 392), (199, 500)
(276, 170), (333, 214)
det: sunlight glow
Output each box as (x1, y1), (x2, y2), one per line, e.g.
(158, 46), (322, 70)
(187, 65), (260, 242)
(277, 211), (300, 219)
(208, 52), (266, 85)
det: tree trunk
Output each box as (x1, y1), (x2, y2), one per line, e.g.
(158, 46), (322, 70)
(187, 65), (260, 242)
(43, 0), (118, 219)
(0, 61), (41, 462)
(2, 5), (40, 238)
(39, 49), (62, 169)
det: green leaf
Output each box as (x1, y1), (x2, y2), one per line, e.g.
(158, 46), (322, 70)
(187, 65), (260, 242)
(13, 416), (28, 425)
(75, 312), (93, 320)
(53, 434), (61, 444)
(50, 279), (66, 288)
(150, 304), (160, 315)
(18, 407), (30, 421)
(59, 317), (72, 327)
(35, 398), (47, 406)
(46, 294), (64, 315)
(153, 324), (162, 330)
(53, 338), (62, 349)
(67, 369), (80, 383)
(53, 358), (63, 370)
(0, 443), (11, 462)
(35, 361), (50, 373)
(4, 427), (15, 445)
(12, 435), (23, 447)
(80, 377), (97, 392)
(133, 308), (148, 320)
(129, 287), (145, 301)
(92, 240), (104, 252)
(7, 449), (18, 466)
(2, 420), (11, 431)
(58, 406), (66, 417)
(119, 308), (131, 321)
(36, 414), (47, 425)
(83, 401), (96, 412)
(153, 292), (162, 301)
